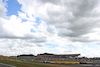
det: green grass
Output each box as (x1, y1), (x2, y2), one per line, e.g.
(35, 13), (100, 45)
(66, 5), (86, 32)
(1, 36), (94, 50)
(17, 58), (33, 61)
(0, 59), (83, 67)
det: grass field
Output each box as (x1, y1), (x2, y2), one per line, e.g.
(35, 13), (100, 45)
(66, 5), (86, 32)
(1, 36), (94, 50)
(0, 59), (84, 67)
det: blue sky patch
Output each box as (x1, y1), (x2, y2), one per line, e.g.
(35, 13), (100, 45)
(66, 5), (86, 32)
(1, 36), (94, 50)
(35, 17), (41, 25)
(21, 19), (27, 23)
(31, 29), (36, 33)
(6, 0), (21, 16)
(3, 0), (6, 2)
(45, 43), (58, 48)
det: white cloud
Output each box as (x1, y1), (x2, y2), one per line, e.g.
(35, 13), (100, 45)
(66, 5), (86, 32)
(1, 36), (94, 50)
(81, 46), (100, 57)
(0, 39), (49, 56)
(0, 15), (33, 38)
(18, 11), (27, 19)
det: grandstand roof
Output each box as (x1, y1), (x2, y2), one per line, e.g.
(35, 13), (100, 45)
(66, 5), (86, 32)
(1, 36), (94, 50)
(39, 53), (80, 56)
(54, 54), (80, 56)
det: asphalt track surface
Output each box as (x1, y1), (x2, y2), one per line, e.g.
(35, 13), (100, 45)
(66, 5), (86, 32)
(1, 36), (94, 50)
(42, 62), (100, 67)
(26, 60), (100, 67)
(2, 59), (100, 67)
(0, 63), (16, 67)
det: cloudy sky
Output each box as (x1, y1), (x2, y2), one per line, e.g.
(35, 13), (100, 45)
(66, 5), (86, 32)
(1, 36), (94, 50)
(0, 0), (100, 57)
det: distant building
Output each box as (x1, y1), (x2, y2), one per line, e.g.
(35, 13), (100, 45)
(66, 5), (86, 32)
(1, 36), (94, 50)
(0, 55), (3, 58)
(17, 54), (35, 59)
(0, 55), (3, 57)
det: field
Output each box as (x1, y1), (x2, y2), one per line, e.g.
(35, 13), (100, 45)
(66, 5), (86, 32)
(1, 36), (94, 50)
(0, 59), (85, 67)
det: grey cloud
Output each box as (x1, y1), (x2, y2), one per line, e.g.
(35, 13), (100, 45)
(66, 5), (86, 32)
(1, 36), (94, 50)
(46, 26), (55, 34)
(26, 37), (47, 43)
(36, 43), (45, 47)
(0, 0), (7, 17)
(68, 36), (93, 42)
(0, 33), (35, 39)
(0, 33), (47, 44)
(32, 38), (47, 43)
(42, 0), (100, 42)
(23, 44), (33, 47)
(65, 0), (100, 38)
(38, 0), (61, 5)
(68, 0), (98, 17)
(61, 19), (99, 37)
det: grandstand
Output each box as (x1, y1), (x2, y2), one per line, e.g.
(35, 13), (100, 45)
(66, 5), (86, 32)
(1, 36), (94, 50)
(36, 53), (81, 61)
(36, 53), (100, 62)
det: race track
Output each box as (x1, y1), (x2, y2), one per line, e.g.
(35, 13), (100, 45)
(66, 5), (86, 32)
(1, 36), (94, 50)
(0, 63), (16, 67)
